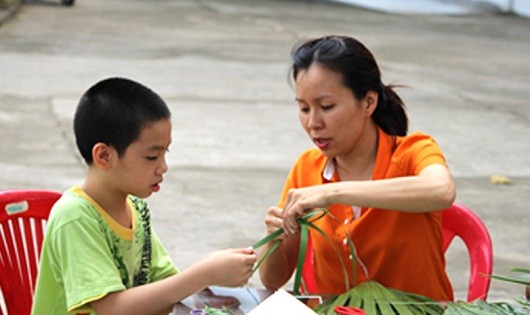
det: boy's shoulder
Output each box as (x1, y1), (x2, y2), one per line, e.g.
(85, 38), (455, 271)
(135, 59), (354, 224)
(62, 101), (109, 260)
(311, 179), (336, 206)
(49, 187), (150, 225)
(48, 186), (98, 223)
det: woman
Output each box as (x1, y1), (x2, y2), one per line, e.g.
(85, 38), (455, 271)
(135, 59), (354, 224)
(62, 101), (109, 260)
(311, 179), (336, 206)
(258, 35), (456, 301)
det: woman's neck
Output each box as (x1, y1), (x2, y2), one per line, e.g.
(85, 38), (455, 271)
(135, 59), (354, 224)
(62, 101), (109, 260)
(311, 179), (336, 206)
(335, 125), (378, 181)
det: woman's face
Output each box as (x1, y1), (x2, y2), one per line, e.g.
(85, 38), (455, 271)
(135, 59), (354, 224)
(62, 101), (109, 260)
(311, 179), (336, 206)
(295, 63), (376, 159)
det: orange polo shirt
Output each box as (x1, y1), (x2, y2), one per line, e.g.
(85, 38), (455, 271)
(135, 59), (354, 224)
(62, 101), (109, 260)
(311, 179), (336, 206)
(278, 128), (454, 301)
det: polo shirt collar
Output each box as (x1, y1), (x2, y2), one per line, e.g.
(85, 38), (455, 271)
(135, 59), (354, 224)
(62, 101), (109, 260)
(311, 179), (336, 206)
(322, 158), (335, 182)
(320, 127), (393, 182)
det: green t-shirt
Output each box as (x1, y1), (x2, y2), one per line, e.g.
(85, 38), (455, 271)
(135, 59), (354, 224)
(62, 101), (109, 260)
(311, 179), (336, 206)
(31, 186), (178, 315)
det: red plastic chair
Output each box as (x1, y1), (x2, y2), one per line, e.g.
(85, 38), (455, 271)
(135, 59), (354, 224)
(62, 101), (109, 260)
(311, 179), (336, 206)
(441, 203), (493, 301)
(0, 189), (61, 315)
(301, 203), (493, 302)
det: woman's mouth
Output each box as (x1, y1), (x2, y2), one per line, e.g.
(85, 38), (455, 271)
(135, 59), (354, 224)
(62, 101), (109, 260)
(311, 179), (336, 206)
(314, 138), (331, 150)
(152, 183), (161, 193)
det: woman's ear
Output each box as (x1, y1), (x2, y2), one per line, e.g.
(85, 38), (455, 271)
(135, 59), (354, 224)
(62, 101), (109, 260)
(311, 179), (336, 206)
(92, 143), (114, 169)
(364, 90), (378, 116)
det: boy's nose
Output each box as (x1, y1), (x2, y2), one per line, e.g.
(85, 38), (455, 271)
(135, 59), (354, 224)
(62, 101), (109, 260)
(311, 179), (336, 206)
(158, 158), (169, 175)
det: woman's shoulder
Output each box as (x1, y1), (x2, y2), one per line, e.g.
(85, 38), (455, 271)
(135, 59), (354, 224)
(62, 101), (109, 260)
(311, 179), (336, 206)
(391, 131), (446, 172)
(399, 131), (436, 142)
(395, 131), (441, 152)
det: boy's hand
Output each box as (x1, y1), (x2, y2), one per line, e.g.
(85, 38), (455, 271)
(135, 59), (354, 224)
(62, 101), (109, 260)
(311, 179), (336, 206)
(205, 247), (257, 287)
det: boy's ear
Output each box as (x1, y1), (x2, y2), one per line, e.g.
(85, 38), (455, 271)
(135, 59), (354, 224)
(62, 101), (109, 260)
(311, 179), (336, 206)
(92, 143), (114, 169)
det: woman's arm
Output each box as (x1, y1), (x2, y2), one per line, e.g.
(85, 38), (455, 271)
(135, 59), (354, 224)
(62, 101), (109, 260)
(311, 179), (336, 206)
(91, 248), (256, 315)
(257, 206), (300, 290)
(283, 164), (456, 235)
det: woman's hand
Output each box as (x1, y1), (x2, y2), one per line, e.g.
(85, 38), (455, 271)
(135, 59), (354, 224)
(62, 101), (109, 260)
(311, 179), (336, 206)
(258, 207), (302, 290)
(264, 206), (285, 236)
(282, 185), (331, 236)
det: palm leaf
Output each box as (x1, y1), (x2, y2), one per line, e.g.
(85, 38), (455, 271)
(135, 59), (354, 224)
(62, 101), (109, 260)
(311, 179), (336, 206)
(443, 299), (529, 315)
(314, 280), (442, 315)
(347, 289), (363, 308)
(488, 267), (530, 311)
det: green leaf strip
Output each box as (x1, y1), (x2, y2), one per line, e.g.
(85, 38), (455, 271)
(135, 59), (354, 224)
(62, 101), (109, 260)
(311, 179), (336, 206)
(303, 219), (350, 291)
(345, 234), (358, 285)
(489, 274), (530, 286)
(252, 239), (281, 272)
(293, 223), (309, 295)
(252, 227), (284, 250)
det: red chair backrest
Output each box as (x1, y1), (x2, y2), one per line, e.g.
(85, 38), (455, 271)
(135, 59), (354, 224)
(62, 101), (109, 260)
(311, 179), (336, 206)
(441, 203), (493, 301)
(0, 189), (61, 315)
(301, 203), (493, 302)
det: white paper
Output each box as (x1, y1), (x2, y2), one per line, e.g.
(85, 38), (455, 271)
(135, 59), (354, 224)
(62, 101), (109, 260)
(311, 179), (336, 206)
(247, 289), (317, 315)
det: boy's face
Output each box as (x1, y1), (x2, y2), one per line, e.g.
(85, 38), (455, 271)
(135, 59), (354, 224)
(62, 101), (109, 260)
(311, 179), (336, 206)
(112, 119), (172, 199)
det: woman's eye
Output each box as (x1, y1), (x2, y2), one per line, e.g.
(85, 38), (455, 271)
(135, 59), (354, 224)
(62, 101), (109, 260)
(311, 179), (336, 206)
(322, 104), (335, 110)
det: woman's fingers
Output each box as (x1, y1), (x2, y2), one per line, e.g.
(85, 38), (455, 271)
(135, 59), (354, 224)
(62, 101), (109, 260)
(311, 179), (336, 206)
(282, 205), (303, 236)
(264, 206), (286, 235)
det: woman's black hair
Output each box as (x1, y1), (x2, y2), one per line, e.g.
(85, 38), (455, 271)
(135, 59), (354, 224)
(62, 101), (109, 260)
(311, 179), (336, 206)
(290, 35), (408, 136)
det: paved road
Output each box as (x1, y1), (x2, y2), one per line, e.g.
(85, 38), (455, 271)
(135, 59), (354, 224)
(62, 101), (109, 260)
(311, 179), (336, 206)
(1, 0), (529, 303)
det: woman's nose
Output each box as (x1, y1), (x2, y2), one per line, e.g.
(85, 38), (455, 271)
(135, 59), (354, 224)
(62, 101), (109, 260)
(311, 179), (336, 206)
(307, 111), (323, 129)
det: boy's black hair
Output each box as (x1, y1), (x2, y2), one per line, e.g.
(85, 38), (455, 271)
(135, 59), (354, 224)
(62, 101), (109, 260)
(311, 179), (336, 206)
(74, 77), (171, 164)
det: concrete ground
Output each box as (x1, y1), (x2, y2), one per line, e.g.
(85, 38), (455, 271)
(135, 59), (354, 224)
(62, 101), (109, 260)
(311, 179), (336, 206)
(0, 0), (529, 304)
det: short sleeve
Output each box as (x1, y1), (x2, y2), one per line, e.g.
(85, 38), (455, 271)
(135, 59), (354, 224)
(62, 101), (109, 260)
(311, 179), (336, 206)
(394, 132), (447, 175)
(149, 231), (179, 281)
(48, 215), (126, 312)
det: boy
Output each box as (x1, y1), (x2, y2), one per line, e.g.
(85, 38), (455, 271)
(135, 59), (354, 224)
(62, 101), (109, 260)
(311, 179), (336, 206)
(31, 77), (257, 315)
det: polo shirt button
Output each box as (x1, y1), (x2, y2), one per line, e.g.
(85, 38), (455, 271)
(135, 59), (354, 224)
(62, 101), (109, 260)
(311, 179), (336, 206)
(348, 254), (353, 260)
(343, 219), (349, 224)
(343, 238), (348, 245)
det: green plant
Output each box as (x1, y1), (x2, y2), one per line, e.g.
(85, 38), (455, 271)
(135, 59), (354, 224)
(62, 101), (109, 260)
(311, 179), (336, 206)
(202, 305), (235, 315)
(490, 268), (530, 309)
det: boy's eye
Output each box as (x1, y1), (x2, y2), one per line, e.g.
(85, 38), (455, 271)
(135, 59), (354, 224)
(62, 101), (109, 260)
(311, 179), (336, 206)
(299, 107), (310, 114)
(146, 156), (158, 161)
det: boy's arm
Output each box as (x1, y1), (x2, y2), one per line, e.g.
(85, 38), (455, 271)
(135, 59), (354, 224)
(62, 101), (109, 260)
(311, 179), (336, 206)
(91, 248), (256, 315)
